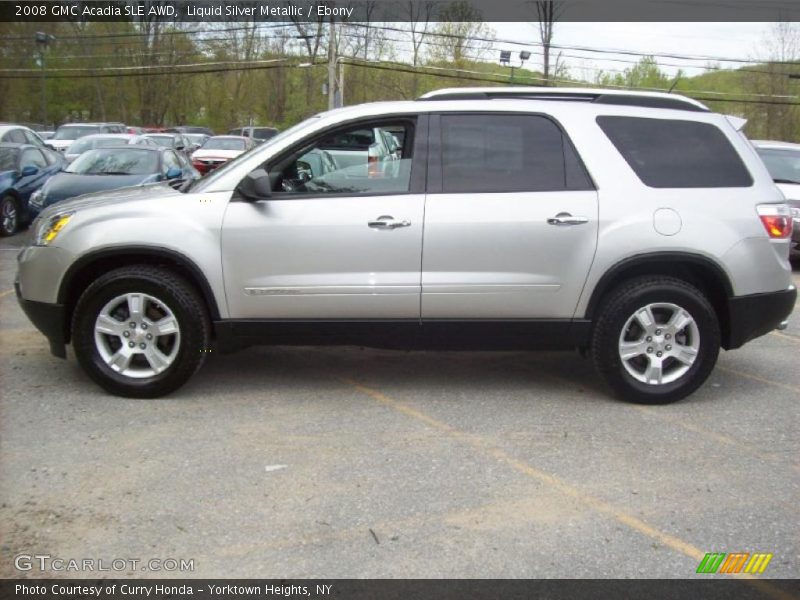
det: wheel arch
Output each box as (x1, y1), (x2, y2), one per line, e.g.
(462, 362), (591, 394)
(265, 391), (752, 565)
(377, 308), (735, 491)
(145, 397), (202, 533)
(58, 246), (221, 342)
(584, 252), (736, 349)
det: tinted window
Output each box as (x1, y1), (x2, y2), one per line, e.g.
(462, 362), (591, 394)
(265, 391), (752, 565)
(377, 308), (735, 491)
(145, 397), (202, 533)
(23, 130), (43, 146)
(440, 114), (592, 193)
(597, 116), (752, 188)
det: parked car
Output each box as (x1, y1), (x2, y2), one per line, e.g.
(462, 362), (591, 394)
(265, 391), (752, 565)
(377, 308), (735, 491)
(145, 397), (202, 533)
(184, 133), (210, 154)
(227, 126), (279, 144)
(64, 134), (156, 163)
(28, 146), (198, 218)
(752, 140), (800, 260)
(0, 143), (64, 235)
(167, 125), (215, 137)
(0, 124), (48, 147)
(144, 133), (191, 156)
(15, 87), (796, 402)
(191, 135), (255, 174)
(48, 123), (127, 153)
(38, 131), (55, 141)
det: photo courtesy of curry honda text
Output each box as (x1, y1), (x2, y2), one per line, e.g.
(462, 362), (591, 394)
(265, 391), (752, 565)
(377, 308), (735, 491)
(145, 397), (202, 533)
(15, 87), (796, 403)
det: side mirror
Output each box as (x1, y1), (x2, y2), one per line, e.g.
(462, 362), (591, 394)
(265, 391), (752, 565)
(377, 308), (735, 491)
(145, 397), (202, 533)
(236, 168), (273, 201)
(165, 167), (182, 179)
(21, 165), (39, 177)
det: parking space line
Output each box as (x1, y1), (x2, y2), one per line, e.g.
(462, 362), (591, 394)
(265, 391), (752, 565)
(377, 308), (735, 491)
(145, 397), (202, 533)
(770, 330), (800, 344)
(717, 365), (800, 395)
(338, 376), (785, 590)
(0, 288), (14, 299)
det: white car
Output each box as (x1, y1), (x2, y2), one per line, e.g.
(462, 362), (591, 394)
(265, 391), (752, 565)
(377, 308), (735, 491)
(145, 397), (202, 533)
(191, 135), (255, 174)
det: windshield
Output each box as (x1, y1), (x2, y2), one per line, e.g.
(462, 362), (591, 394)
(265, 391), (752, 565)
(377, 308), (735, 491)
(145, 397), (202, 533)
(0, 148), (19, 171)
(202, 137), (246, 151)
(756, 147), (800, 184)
(53, 125), (102, 141)
(185, 134), (207, 144)
(66, 148), (158, 175)
(188, 117), (321, 193)
(67, 137), (128, 154)
(147, 135), (174, 148)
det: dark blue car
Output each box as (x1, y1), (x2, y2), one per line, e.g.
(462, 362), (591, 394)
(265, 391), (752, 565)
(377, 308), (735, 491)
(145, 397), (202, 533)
(0, 143), (64, 236)
(29, 146), (199, 218)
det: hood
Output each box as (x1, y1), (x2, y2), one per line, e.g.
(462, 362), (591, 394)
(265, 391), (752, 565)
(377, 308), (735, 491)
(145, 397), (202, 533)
(40, 180), (181, 218)
(192, 149), (242, 160)
(40, 172), (162, 207)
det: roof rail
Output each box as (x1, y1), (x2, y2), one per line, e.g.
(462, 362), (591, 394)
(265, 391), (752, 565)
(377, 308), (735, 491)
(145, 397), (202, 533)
(417, 87), (710, 112)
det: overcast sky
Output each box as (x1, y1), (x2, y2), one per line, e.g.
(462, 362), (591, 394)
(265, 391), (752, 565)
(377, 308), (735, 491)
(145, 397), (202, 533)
(488, 22), (775, 82)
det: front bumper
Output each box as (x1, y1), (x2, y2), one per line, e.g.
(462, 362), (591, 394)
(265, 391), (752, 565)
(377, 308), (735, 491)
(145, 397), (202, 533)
(15, 280), (68, 358)
(725, 285), (797, 349)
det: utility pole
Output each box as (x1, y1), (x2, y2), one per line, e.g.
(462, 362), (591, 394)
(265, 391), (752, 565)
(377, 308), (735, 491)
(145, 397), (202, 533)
(35, 32), (54, 127)
(327, 13), (337, 110)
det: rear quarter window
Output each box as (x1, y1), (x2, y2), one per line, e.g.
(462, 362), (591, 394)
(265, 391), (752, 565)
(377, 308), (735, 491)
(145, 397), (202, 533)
(596, 116), (753, 188)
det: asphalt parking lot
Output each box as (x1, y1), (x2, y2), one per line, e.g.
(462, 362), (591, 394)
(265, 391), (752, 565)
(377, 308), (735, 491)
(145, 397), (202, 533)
(0, 231), (798, 580)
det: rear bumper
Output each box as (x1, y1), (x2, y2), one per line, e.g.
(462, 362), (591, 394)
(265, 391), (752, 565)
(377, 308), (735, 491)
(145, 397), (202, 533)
(725, 285), (797, 349)
(15, 280), (68, 358)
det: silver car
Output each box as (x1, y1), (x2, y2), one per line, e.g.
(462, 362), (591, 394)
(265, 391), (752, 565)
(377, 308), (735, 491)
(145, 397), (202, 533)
(15, 87), (796, 403)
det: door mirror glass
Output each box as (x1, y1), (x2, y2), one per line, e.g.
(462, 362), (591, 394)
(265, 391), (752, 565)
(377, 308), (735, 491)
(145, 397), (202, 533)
(165, 167), (182, 179)
(21, 165), (39, 177)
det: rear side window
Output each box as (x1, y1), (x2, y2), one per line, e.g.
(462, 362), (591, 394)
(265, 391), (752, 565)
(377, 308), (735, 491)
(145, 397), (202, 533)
(440, 114), (593, 193)
(597, 116), (752, 188)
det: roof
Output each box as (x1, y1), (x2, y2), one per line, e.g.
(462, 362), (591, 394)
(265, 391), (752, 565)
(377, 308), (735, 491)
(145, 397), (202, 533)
(418, 87), (709, 112)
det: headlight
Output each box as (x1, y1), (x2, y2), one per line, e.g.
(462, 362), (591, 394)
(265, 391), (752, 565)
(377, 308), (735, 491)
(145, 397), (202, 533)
(33, 212), (73, 246)
(29, 190), (44, 208)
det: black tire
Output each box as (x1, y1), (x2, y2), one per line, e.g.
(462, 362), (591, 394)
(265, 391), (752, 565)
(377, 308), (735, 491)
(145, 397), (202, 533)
(590, 276), (720, 404)
(72, 266), (210, 398)
(0, 194), (19, 236)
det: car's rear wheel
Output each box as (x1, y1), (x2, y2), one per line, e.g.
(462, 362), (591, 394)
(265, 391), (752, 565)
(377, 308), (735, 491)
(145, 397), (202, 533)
(0, 195), (19, 236)
(591, 276), (720, 404)
(72, 266), (210, 398)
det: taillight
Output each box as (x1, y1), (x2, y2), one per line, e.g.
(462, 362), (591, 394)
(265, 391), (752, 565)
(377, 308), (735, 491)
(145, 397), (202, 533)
(757, 204), (793, 239)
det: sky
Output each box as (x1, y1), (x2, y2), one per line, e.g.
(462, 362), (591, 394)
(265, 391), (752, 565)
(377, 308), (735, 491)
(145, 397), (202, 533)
(487, 22), (775, 81)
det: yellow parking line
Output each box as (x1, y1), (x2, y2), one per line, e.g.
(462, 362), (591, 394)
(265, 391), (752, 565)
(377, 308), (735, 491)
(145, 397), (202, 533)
(770, 330), (800, 344)
(717, 365), (800, 395)
(342, 376), (796, 597)
(0, 288), (14, 299)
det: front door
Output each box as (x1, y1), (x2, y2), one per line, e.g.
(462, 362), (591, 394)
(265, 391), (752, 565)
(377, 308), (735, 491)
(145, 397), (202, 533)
(221, 116), (425, 321)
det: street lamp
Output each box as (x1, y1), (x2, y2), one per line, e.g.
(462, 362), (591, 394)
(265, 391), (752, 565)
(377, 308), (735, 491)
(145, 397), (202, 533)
(499, 50), (530, 84)
(35, 32), (55, 128)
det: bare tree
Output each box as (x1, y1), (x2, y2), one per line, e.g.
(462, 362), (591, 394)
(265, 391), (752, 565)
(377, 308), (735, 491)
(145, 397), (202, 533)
(403, 0), (435, 97)
(533, 0), (564, 84)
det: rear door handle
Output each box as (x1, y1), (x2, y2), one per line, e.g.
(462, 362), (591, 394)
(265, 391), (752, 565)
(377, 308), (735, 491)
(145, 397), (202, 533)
(368, 215), (411, 229)
(547, 212), (589, 226)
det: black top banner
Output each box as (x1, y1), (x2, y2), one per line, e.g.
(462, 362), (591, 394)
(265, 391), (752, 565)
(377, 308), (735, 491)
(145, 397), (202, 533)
(3, 579), (800, 600)
(4, 0), (800, 23)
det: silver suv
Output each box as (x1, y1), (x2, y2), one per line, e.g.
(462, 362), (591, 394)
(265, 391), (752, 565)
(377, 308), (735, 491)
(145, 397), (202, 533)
(15, 87), (796, 403)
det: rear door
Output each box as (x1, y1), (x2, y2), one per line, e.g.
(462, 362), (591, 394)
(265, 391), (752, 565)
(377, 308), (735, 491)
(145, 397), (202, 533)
(422, 112), (598, 319)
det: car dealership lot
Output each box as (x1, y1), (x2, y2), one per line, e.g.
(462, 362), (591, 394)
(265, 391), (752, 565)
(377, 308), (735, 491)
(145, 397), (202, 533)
(0, 232), (797, 579)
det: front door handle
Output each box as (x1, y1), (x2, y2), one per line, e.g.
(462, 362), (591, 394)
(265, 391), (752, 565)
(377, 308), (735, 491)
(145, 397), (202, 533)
(547, 212), (589, 226)
(368, 215), (411, 229)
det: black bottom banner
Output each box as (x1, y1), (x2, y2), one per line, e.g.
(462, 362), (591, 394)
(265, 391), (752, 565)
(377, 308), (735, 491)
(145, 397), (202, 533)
(2, 579), (799, 600)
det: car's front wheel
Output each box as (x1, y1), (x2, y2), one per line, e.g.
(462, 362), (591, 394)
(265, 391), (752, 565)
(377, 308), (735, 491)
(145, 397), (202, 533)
(590, 276), (720, 404)
(0, 194), (19, 236)
(72, 266), (210, 398)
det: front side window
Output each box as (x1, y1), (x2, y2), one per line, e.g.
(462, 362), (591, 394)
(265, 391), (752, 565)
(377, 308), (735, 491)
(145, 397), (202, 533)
(269, 119), (415, 195)
(597, 116), (753, 188)
(162, 151), (181, 173)
(440, 114), (592, 193)
(21, 148), (47, 169)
